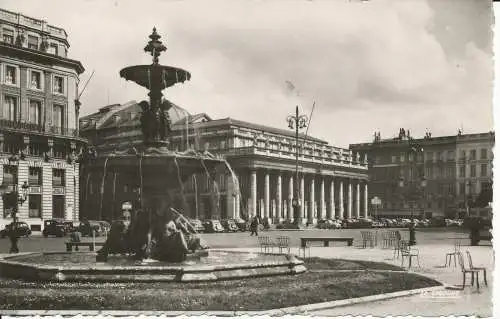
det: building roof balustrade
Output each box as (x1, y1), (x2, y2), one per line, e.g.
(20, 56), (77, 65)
(222, 146), (367, 169)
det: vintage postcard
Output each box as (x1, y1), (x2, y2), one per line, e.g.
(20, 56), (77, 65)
(0, 0), (495, 317)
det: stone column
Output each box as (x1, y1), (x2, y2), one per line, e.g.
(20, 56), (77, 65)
(288, 175), (293, 222)
(250, 170), (257, 217)
(309, 176), (315, 224)
(276, 172), (282, 223)
(300, 175), (305, 222)
(320, 177), (325, 220)
(264, 170), (270, 220)
(338, 180), (344, 219)
(356, 181), (361, 218)
(347, 180), (353, 219)
(329, 178), (335, 219)
(364, 182), (369, 218)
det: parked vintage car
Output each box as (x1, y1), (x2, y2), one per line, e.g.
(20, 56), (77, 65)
(316, 219), (339, 229)
(188, 219), (205, 233)
(203, 219), (225, 233)
(1, 221), (31, 238)
(233, 218), (247, 231)
(78, 220), (105, 236)
(98, 221), (111, 235)
(221, 219), (239, 232)
(42, 219), (67, 237)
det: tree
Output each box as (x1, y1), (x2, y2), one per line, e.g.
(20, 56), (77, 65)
(473, 185), (492, 208)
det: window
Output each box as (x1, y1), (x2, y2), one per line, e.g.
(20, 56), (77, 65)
(408, 153), (414, 162)
(30, 71), (41, 89)
(29, 167), (42, 185)
(460, 150), (466, 160)
(426, 152), (433, 161)
(436, 152), (442, 161)
(27, 35), (38, 50)
(459, 183), (465, 195)
(416, 153), (423, 162)
(52, 104), (63, 129)
(29, 100), (42, 125)
(480, 164), (487, 177)
(2, 96), (18, 121)
(425, 167), (432, 179)
(3, 165), (18, 184)
(2, 28), (14, 44)
(447, 167), (454, 178)
(28, 195), (42, 218)
(400, 152), (405, 162)
(470, 165), (476, 178)
(470, 149), (476, 160)
(480, 148), (487, 159)
(53, 144), (66, 158)
(448, 151), (455, 161)
(49, 43), (58, 55)
(29, 141), (44, 157)
(54, 76), (64, 94)
(391, 155), (397, 163)
(5, 65), (16, 84)
(459, 166), (465, 178)
(220, 140), (226, 149)
(53, 169), (65, 187)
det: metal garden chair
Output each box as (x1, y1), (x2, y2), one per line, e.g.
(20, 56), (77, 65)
(466, 250), (487, 286)
(457, 252), (482, 290)
(445, 240), (462, 267)
(276, 235), (291, 254)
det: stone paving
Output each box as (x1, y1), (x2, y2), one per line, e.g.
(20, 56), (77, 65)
(225, 241), (494, 317)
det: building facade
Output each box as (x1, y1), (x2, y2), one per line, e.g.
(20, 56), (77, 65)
(350, 130), (494, 219)
(0, 8), (86, 231)
(80, 101), (369, 224)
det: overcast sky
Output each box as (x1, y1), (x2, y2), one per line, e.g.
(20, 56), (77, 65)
(2, 0), (494, 147)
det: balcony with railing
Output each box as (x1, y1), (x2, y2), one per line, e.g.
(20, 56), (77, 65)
(0, 118), (79, 138)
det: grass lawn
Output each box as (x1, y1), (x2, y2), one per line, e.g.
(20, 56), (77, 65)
(0, 258), (441, 311)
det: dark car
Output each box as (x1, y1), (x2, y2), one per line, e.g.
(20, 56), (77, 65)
(78, 220), (104, 236)
(98, 221), (111, 235)
(233, 218), (247, 232)
(42, 219), (67, 237)
(1, 222), (32, 238)
(188, 219), (205, 233)
(203, 219), (225, 233)
(221, 219), (239, 232)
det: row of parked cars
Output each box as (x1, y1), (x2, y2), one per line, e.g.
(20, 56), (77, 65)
(315, 217), (467, 229)
(41, 219), (111, 238)
(187, 218), (248, 233)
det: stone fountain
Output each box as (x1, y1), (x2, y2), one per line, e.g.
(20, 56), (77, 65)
(0, 28), (306, 282)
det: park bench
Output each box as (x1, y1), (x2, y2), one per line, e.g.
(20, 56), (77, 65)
(65, 241), (104, 252)
(300, 237), (354, 248)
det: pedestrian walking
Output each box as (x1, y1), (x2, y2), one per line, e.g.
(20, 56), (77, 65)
(249, 216), (259, 236)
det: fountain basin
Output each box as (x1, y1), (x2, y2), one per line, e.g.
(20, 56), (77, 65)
(0, 250), (306, 282)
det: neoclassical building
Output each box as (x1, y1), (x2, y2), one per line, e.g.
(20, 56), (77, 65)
(0, 8), (86, 231)
(80, 101), (369, 224)
(350, 130), (494, 219)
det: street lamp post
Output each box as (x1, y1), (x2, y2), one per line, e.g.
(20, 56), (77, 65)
(397, 136), (426, 246)
(0, 181), (29, 253)
(287, 106), (308, 226)
(398, 175), (426, 246)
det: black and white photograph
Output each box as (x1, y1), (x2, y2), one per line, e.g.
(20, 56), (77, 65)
(0, 0), (495, 317)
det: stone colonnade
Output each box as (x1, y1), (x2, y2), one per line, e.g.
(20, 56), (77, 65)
(243, 169), (368, 223)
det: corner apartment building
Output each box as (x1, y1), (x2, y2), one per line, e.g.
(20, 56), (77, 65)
(80, 101), (369, 224)
(0, 8), (86, 231)
(350, 130), (494, 219)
